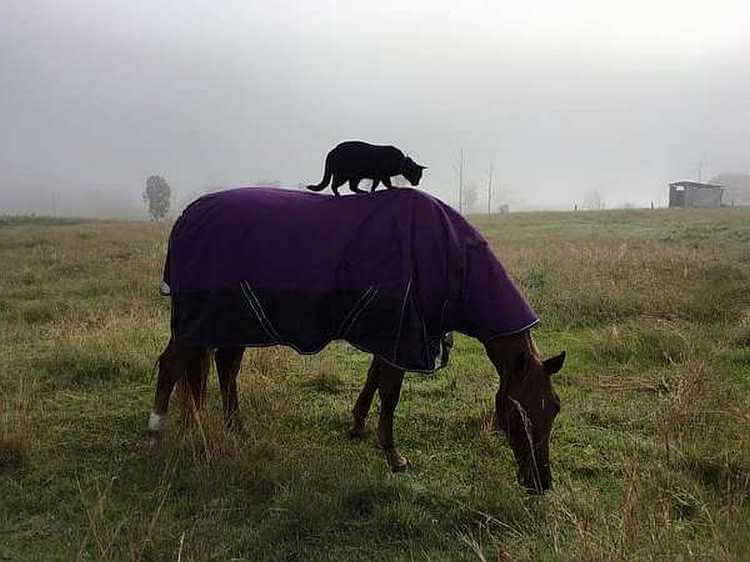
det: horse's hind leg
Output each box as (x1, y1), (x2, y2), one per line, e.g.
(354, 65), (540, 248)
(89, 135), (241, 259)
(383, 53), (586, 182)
(149, 338), (188, 452)
(215, 347), (245, 430)
(181, 347), (211, 425)
(149, 340), (210, 453)
(350, 357), (380, 438)
(374, 360), (408, 472)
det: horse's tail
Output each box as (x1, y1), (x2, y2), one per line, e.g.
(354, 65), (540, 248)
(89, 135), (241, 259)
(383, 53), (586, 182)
(306, 156), (332, 192)
(160, 218), (175, 296)
(160, 254), (171, 295)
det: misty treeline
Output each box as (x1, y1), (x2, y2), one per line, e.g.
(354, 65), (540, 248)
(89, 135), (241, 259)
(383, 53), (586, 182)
(134, 167), (750, 221)
(710, 173), (750, 206)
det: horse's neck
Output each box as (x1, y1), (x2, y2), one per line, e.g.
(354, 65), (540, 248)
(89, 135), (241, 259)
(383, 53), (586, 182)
(484, 330), (538, 373)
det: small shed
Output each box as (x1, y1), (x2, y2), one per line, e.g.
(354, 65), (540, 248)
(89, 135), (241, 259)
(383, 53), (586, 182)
(668, 181), (723, 208)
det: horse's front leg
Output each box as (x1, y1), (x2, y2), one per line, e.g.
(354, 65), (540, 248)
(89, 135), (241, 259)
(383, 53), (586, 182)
(350, 357), (381, 438)
(375, 361), (408, 472)
(149, 339), (187, 453)
(215, 347), (245, 430)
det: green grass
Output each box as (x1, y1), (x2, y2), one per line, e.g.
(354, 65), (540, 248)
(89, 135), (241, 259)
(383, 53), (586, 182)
(1, 208), (749, 561)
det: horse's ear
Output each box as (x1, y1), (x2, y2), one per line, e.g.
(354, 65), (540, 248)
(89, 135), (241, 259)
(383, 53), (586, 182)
(543, 351), (566, 375)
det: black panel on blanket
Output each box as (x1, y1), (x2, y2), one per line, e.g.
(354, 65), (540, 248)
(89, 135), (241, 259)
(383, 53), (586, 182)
(171, 287), (450, 372)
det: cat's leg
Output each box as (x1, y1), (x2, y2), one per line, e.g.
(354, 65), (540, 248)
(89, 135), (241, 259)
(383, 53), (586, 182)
(331, 175), (346, 197)
(382, 176), (394, 189)
(349, 178), (367, 194)
(370, 178), (380, 192)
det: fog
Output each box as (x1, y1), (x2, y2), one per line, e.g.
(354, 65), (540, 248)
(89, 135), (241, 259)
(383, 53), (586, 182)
(2, 0), (749, 216)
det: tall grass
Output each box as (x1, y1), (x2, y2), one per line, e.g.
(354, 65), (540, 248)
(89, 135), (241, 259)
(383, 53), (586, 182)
(1, 208), (749, 560)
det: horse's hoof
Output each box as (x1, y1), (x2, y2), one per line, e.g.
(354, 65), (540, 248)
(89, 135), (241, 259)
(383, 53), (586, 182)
(384, 448), (409, 472)
(349, 421), (367, 439)
(391, 459), (409, 473)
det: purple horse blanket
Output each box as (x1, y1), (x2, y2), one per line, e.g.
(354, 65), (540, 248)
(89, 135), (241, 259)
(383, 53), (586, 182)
(163, 187), (538, 372)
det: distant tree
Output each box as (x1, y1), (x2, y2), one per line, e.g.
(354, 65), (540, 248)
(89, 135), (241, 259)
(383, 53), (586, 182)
(455, 147), (465, 213)
(583, 190), (604, 210)
(463, 181), (479, 212)
(709, 173), (750, 205)
(143, 175), (171, 220)
(486, 162), (494, 214)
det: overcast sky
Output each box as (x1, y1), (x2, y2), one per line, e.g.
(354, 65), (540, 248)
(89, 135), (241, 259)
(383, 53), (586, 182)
(2, 0), (749, 215)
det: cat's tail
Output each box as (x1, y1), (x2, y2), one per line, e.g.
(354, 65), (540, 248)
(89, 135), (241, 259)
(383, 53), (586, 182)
(306, 158), (332, 192)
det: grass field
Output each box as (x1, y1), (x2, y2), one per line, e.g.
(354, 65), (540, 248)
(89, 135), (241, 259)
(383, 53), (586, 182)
(1, 207), (749, 561)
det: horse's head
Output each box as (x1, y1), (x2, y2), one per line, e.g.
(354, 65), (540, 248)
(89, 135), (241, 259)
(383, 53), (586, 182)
(486, 337), (565, 493)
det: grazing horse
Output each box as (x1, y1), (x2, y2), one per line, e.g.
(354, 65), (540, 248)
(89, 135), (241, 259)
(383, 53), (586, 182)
(149, 187), (566, 493)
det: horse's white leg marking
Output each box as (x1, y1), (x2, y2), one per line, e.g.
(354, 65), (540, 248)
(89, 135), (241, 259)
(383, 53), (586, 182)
(149, 411), (167, 451)
(159, 281), (171, 296)
(149, 411), (166, 433)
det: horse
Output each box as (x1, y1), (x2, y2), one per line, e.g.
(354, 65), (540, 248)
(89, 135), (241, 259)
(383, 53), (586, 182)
(148, 187), (566, 493)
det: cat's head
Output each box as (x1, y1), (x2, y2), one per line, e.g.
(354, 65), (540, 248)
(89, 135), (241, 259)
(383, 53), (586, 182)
(402, 158), (427, 186)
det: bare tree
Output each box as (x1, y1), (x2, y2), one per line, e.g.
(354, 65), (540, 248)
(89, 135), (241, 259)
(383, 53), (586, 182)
(487, 162), (493, 214)
(456, 147), (464, 213)
(463, 181), (479, 213)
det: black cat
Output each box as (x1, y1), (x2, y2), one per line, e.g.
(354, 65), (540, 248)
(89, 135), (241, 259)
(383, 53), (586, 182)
(307, 141), (426, 196)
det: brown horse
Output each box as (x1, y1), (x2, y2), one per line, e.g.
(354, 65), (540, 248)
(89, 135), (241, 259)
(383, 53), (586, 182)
(148, 332), (564, 493)
(149, 187), (566, 492)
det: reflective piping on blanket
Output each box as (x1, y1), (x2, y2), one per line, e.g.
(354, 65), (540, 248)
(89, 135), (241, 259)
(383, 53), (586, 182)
(392, 277), (412, 359)
(335, 286), (376, 338)
(439, 300), (449, 334)
(339, 287), (380, 339)
(415, 294), (434, 369)
(434, 300), (451, 368)
(240, 281), (282, 343)
(483, 318), (541, 343)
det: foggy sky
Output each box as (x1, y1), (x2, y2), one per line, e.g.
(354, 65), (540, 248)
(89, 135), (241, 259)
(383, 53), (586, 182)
(2, 0), (749, 216)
